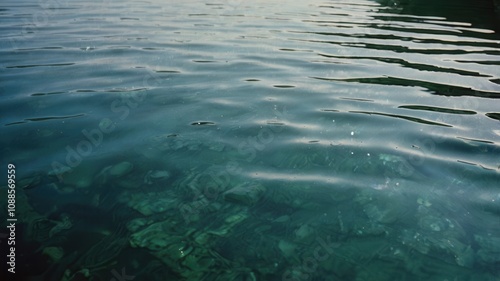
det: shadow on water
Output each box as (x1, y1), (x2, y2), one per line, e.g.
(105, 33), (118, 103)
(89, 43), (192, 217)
(375, 0), (500, 34)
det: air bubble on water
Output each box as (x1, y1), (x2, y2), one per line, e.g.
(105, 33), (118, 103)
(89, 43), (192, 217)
(351, 131), (354, 136)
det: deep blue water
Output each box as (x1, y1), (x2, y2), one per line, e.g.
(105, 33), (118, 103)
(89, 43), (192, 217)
(1, 0), (500, 280)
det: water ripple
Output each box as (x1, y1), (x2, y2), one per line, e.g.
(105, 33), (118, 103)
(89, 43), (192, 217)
(2, 0), (500, 280)
(5, 114), (85, 126)
(350, 110), (453, 127)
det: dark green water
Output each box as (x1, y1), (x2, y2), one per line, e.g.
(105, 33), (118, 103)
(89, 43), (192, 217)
(1, 0), (499, 280)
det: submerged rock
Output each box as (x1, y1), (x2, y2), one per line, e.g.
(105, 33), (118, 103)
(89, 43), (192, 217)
(49, 214), (73, 237)
(126, 218), (155, 232)
(95, 161), (134, 185)
(223, 183), (266, 206)
(475, 235), (500, 263)
(364, 203), (400, 224)
(455, 244), (475, 268)
(17, 174), (42, 189)
(42, 246), (64, 262)
(130, 221), (180, 251)
(278, 240), (297, 258)
(181, 248), (215, 272)
(127, 192), (178, 216)
(294, 224), (315, 240)
(418, 215), (447, 232)
(109, 161), (133, 177)
(128, 219), (233, 280)
(144, 170), (170, 184)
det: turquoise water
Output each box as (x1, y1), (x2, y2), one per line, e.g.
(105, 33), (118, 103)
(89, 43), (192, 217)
(1, 0), (500, 280)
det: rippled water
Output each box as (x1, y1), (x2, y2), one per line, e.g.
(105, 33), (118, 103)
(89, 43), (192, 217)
(1, 0), (500, 280)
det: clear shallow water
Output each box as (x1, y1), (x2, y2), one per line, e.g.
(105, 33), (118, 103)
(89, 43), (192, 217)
(1, 0), (499, 280)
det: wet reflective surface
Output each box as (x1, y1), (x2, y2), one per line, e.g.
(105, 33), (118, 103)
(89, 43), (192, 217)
(1, 0), (499, 280)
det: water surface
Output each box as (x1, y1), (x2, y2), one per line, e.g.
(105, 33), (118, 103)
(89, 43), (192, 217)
(1, 0), (499, 280)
